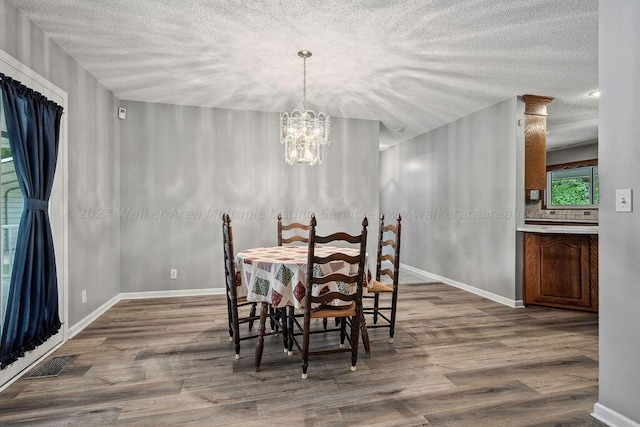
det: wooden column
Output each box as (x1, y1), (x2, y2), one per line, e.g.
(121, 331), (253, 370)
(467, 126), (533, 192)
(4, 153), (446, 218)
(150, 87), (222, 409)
(523, 94), (554, 190)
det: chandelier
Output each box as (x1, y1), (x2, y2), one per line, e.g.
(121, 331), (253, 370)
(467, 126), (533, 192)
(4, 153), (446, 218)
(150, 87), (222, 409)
(280, 50), (331, 165)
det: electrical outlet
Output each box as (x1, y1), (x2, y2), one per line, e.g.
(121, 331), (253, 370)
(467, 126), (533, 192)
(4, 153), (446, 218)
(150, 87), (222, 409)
(82, 289), (87, 304)
(170, 269), (178, 279)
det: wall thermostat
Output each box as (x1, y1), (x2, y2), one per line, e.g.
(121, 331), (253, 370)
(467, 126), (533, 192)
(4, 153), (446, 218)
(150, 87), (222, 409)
(118, 107), (126, 120)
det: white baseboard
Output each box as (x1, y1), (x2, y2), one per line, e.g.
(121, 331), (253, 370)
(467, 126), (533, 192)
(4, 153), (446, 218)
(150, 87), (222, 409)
(593, 403), (640, 427)
(400, 263), (524, 309)
(67, 288), (226, 339)
(68, 294), (122, 339)
(120, 288), (225, 300)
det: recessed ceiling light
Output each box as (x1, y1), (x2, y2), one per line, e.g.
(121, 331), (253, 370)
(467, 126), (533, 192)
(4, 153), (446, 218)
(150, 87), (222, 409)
(588, 90), (600, 98)
(394, 127), (405, 133)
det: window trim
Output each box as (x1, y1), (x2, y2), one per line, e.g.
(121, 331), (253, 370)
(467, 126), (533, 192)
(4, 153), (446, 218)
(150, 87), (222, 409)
(545, 159), (598, 209)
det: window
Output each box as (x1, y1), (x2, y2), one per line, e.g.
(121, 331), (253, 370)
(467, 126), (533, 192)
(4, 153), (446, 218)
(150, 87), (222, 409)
(546, 163), (598, 208)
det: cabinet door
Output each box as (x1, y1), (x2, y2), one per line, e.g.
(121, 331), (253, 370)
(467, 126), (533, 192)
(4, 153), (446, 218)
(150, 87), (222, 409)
(524, 234), (597, 312)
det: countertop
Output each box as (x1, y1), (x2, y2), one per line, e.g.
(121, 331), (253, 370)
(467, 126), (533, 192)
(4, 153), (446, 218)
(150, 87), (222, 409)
(517, 225), (599, 234)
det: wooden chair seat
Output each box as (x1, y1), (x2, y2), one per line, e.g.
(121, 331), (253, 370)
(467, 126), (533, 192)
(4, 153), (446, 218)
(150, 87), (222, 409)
(310, 302), (356, 319)
(369, 280), (394, 293)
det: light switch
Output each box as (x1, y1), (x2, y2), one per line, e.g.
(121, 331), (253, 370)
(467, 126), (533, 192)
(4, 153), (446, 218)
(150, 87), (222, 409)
(616, 189), (633, 212)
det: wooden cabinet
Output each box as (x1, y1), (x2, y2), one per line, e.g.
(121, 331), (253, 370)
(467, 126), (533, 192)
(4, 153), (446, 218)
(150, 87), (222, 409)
(524, 233), (598, 312)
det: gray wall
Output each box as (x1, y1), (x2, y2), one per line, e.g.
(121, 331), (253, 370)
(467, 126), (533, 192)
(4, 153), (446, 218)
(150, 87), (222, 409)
(0, 0), (121, 326)
(547, 142), (598, 165)
(597, 0), (640, 423)
(119, 101), (379, 292)
(380, 98), (524, 301)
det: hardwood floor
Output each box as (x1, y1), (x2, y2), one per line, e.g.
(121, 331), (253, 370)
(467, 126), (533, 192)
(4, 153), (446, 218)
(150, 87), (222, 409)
(0, 278), (603, 426)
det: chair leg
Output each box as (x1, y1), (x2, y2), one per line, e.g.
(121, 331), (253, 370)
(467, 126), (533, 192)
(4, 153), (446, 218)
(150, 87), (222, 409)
(389, 290), (398, 343)
(225, 294), (234, 342)
(231, 300), (241, 360)
(248, 303), (257, 331)
(322, 318), (328, 330)
(373, 294), (380, 324)
(339, 317), (346, 348)
(287, 306), (294, 355)
(360, 313), (371, 358)
(269, 305), (277, 333)
(280, 308), (288, 353)
(350, 312), (361, 372)
(301, 312), (311, 379)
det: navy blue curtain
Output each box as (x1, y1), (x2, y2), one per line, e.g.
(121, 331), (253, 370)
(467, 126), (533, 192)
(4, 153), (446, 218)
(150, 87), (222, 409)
(0, 73), (63, 369)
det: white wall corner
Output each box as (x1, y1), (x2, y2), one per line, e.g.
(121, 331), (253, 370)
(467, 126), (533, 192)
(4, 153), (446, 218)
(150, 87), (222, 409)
(68, 294), (122, 339)
(400, 264), (524, 309)
(593, 403), (640, 427)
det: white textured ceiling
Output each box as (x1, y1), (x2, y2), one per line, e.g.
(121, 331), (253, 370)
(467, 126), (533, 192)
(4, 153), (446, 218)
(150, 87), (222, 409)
(10, 0), (599, 149)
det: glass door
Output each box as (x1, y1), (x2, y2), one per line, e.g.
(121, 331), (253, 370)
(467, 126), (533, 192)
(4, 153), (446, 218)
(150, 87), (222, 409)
(0, 51), (67, 388)
(0, 94), (20, 338)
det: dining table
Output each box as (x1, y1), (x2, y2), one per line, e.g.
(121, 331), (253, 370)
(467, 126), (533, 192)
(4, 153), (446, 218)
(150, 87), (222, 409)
(235, 245), (372, 370)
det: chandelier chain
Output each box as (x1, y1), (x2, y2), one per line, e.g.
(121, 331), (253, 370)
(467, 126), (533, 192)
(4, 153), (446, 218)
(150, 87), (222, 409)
(302, 56), (307, 111)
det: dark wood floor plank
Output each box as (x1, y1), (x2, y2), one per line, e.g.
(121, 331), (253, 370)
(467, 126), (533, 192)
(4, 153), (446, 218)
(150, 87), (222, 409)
(0, 281), (599, 426)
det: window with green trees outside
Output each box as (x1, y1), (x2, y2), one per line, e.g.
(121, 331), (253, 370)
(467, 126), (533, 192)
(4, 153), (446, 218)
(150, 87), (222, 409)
(547, 165), (598, 207)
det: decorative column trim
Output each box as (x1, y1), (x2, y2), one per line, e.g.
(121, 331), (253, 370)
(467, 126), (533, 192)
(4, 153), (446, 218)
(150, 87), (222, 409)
(523, 94), (554, 190)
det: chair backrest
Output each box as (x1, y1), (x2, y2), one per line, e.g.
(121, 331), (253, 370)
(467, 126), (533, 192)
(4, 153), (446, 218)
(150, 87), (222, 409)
(277, 213), (311, 246)
(376, 214), (402, 287)
(222, 213), (238, 300)
(305, 215), (368, 313)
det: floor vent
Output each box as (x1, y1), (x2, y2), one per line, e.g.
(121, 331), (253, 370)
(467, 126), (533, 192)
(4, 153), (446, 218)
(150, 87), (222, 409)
(26, 355), (77, 379)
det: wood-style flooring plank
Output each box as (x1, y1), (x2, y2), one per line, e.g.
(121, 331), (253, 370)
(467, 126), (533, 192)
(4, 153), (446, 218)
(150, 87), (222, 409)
(0, 282), (600, 426)
(422, 385), (598, 427)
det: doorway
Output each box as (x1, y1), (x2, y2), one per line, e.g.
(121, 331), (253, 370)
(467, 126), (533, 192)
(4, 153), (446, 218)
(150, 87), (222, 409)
(0, 49), (68, 390)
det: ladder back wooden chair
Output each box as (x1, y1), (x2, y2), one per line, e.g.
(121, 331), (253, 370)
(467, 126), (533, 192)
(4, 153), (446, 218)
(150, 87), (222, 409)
(362, 214), (402, 353)
(277, 213), (311, 246)
(222, 213), (261, 359)
(289, 215), (368, 379)
(278, 212), (336, 330)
